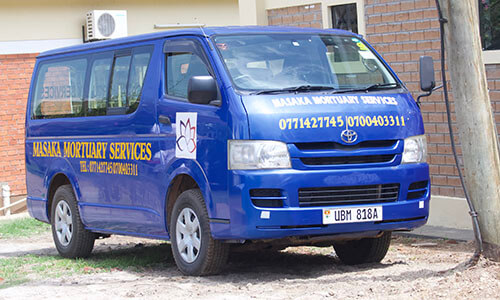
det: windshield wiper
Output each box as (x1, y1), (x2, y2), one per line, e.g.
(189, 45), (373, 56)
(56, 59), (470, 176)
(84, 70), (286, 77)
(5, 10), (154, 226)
(252, 85), (335, 95)
(334, 82), (401, 94)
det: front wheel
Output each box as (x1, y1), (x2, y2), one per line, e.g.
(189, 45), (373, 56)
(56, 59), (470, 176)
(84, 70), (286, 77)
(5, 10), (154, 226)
(170, 189), (229, 276)
(51, 184), (95, 258)
(333, 232), (392, 265)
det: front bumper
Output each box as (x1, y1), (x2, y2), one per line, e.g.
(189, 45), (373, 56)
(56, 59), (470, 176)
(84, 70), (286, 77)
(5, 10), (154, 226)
(211, 163), (429, 240)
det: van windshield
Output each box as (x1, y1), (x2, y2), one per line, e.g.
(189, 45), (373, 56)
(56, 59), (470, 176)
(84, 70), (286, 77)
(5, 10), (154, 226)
(213, 34), (397, 93)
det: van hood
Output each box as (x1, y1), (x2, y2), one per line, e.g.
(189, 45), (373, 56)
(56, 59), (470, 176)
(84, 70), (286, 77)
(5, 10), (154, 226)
(240, 92), (423, 144)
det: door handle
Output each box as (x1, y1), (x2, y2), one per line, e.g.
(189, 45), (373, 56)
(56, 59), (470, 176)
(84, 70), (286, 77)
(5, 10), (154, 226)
(159, 115), (171, 126)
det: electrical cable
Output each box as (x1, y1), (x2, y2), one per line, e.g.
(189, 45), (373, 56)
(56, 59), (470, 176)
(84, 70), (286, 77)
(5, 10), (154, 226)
(433, 0), (483, 265)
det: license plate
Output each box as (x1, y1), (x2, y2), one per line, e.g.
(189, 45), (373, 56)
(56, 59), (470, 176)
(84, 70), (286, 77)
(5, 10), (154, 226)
(322, 206), (383, 224)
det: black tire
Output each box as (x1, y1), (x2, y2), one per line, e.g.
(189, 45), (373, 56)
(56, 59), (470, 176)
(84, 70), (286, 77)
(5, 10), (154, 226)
(170, 189), (229, 276)
(51, 184), (95, 258)
(333, 232), (392, 265)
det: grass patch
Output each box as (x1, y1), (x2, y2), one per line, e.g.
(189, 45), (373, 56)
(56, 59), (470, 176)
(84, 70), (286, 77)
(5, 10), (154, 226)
(0, 218), (50, 238)
(0, 243), (170, 289)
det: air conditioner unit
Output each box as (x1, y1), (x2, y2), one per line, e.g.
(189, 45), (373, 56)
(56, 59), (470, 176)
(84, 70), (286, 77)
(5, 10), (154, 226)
(86, 10), (127, 41)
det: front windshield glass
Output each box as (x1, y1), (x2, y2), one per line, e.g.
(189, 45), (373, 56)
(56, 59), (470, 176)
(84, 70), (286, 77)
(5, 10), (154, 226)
(213, 33), (397, 91)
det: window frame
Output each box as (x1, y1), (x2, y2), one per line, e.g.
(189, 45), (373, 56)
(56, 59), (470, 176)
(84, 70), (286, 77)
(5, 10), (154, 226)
(30, 55), (89, 120)
(106, 46), (154, 116)
(478, 0), (500, 64)
(107, 49), (133, 116)
(163, 37), (219, 103)
(86, 51), (114, 117)
(324, 0), (365, 37)
(330, 2), (358, 34)
(30, 45), (154, 120)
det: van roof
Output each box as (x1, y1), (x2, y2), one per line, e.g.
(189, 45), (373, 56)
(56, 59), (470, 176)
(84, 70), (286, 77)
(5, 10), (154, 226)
(38, 26), (360, 58)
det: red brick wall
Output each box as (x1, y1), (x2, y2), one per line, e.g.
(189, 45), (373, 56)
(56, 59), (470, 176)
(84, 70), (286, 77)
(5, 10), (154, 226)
(364, 0), (500, 198)
(0, 53), (37, 202)
(267, 3), (323, 28)
(267, 0), (500, 198)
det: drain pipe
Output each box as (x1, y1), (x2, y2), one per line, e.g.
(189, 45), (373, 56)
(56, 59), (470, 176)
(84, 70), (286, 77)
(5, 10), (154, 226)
(2, 184), (11, 216)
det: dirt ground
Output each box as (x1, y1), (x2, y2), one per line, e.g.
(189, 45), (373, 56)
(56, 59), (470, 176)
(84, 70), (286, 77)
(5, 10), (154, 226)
(1, 232), (500, 300)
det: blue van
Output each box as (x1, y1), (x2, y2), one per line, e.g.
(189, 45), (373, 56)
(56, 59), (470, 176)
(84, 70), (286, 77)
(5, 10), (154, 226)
(26, 26), (430, 275)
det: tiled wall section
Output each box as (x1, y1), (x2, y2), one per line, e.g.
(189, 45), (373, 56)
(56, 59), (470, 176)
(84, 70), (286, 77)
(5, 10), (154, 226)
(0, 53), (36, 201)
(267, 3), (323, 28)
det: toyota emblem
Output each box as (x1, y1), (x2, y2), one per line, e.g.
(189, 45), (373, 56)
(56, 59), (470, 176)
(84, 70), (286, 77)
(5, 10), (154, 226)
(340, 129), (358, 144)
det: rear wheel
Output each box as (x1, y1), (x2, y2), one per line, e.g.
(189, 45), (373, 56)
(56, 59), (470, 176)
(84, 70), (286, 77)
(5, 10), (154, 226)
(51, 184), (95, 258)
(333, 232), (391, 265)
(170, 189), (229, 275)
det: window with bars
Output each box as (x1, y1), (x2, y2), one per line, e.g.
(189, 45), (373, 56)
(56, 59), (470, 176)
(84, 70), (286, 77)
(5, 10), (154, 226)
(479, 0), (500, 50)
(331, 3), (358, 34)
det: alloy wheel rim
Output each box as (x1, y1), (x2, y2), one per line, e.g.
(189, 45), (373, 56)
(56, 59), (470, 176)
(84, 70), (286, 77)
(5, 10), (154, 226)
(176, 207), (201, 263)
(55, 200), (73, 246)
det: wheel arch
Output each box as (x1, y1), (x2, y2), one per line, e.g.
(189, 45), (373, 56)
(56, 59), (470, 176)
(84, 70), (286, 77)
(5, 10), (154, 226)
(46, 173), (71, 221)
(163, 160), (214, 235)
(44, 159), (81, 222)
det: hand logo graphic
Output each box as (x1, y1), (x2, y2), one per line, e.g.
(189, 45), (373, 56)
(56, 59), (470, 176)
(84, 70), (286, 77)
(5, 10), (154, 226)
(176, 118), (197, 153)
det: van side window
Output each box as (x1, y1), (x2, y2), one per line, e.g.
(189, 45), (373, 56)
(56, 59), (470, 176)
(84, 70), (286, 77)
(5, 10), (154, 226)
(88, 55), (112, 116)
(109, 55), (132, 109)
(127, 51), (152, 113)
(166, 52), (211, 99)
(32, 58), (87, 119)
(107, 47), (153, 114)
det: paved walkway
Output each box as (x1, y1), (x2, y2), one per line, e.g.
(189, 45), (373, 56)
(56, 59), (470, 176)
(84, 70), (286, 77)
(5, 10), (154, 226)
(396, 225), (474, 241)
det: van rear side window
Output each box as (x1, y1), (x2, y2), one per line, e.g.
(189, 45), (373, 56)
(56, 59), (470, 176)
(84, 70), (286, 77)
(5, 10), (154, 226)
(31, 46), (153, 119)
(32, 58), (87, 119)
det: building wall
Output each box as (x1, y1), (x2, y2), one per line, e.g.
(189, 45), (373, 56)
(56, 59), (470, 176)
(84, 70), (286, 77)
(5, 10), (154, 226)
(267, 0), (500, 198)
(0, 0), (239, 42)
(364, 0), (500, 198)
(0, 54), (37, 199)
(1, 0), (499, 203)
(267, 3), (323, 28)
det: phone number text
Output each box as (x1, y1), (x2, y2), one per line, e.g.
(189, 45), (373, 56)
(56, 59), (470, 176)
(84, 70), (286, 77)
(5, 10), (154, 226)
(278, 115), (406, 130)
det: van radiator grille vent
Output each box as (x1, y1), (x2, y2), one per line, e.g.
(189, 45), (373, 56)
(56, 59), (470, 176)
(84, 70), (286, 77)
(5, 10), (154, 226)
(295, 140), (397, 151)
(298, 184), (400, 207)
(407, 180), (429, 200)
(300, 154), (395, 166)
(250, 189), (285, 208)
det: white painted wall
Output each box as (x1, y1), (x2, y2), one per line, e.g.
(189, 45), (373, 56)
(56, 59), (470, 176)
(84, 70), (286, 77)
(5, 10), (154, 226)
(0, 0), (239, 54)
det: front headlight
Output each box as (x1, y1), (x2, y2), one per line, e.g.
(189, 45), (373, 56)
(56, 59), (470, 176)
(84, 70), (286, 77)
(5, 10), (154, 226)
(402, 135), (427, 164)
(228, 140), (291, 170)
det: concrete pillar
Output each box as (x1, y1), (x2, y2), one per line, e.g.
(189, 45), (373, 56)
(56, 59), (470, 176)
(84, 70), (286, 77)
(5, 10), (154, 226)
(238, 0), (267, 25)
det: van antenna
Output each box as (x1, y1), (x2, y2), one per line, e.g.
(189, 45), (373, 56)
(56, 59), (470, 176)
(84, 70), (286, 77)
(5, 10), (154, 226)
(196, 19), (212, 50)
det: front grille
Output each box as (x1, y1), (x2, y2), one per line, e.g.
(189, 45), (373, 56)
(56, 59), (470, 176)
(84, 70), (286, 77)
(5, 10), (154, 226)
(300, 154), (395, 166)
(407, 180), (429, 200)
(295, 140), (397, 151)
(250, 189), (285, 208)
(299, 183), (400, 207)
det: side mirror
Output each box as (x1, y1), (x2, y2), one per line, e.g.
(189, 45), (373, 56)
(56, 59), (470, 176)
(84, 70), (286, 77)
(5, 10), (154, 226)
(187, 76), (218, 105)
(419, 56), (435, 92)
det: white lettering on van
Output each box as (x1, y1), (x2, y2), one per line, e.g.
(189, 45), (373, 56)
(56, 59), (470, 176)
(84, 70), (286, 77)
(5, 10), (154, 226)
(271, 96), (312, 107)
(360, 96), (398, 105)
(270, 95), (398, 107)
